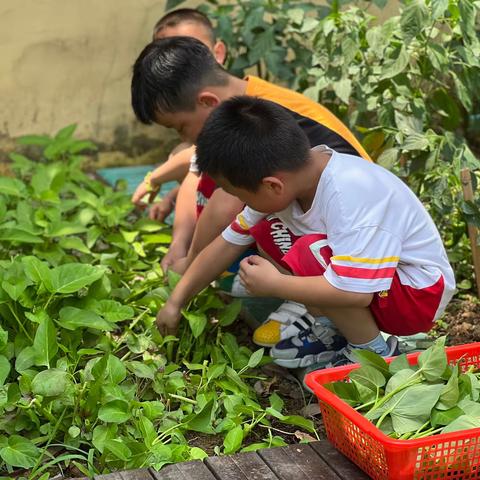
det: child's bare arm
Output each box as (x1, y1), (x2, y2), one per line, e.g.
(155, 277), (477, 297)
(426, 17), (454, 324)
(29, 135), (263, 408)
(161, 171), (199, 272)
(239, 255), (372, 307)
(131, 144), (194, 206)
(157, 236), (248, 335)
(171, 188), (244, 273)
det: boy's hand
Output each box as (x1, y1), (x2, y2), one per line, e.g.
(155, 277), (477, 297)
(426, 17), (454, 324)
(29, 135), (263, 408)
(132, 179), (158, 206)
(170, 256), (190, 275)
(156, 301), (182, 336)
(161, 241), (188, 273)
(239, 255), (283, 297)
(149, 197), (175, 223)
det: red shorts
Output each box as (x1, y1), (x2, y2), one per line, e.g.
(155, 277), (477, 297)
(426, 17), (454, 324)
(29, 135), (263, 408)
(277, 233), (445, 336)
(249, 216), (301, 271)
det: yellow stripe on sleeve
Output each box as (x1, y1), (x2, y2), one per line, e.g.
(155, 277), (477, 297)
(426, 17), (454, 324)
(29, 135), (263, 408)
(332, 255), (400, 264)
(236, 214), (250, 230)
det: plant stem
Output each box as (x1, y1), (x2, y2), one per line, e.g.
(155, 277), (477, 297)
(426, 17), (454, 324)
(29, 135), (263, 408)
(113, 308), (149, 351)
(8, 304), (33, 342)
(258, 424), (296, 436)
(28, 408), (67, 479)
(367, 371), (422, 417)
(169, 393), (197, 405)
(413, 426), (444, 439)
(43, 293), (55, 311)
(375, 390), (408, 430)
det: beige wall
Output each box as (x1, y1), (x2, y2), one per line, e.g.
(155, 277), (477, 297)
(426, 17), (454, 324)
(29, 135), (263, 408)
(0, 0), (179, 146)
(0, 1), (399, 148)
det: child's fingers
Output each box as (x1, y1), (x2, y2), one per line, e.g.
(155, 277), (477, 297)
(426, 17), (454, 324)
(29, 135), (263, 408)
(246, 255), (264, 266)
(239, 257), (252, 271)
(238, 272), (252, 294)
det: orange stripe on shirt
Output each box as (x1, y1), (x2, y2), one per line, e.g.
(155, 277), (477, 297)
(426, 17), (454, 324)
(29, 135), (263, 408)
(331, 264), (396, 280)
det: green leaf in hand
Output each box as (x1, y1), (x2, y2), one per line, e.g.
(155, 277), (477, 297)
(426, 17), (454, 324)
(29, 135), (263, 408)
(183, 311), (207, 338)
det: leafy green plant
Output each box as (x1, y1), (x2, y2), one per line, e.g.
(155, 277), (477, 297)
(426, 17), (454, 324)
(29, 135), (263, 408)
(170, 0), (322, 88)
(327, 337), (480, 439)
(0, 126), (315, 478)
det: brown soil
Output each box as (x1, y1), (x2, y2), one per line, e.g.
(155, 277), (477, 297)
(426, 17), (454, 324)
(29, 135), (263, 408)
(433, 294), (480, 345)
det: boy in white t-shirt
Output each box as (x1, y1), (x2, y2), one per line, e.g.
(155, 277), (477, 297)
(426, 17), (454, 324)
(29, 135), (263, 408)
(156, 96), (456, 367)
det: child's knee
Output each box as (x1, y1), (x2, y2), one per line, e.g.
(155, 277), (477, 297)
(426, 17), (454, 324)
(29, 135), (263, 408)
(283, 234), (332, 277)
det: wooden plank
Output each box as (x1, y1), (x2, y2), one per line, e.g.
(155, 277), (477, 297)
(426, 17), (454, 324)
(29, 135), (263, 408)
(461, 168), (480, 297)
(310, 440), (370, 480)
(259, 443), (341, 480)
(96, 469), (153, 480)
(150, 461), (216, 480)
(120, 470), (155, 480)
(205, 452), (279, 480)
(95, 473), (123, 480)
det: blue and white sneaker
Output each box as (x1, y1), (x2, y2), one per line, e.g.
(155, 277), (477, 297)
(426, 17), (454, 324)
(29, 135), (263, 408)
(270, 322), (348, 369)
(301, 336), (401, 393)
(325, 335), (400, 368)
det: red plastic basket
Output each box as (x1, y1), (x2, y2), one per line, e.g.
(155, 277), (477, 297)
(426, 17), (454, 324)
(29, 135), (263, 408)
(305, 343), (480, 480)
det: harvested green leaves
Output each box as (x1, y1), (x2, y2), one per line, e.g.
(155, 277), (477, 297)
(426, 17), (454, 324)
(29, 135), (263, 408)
(326, 337), (480, 440)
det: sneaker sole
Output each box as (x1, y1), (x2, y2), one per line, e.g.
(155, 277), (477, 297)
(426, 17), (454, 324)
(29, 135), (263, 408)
(271, 351), (335, 369)
(253, 335), (302, 348)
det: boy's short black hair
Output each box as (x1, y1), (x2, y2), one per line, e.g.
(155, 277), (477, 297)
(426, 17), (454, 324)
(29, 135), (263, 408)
(196, 96), (311, 191)
(152, 8), (215, 44)
(131, 37), (229, 124)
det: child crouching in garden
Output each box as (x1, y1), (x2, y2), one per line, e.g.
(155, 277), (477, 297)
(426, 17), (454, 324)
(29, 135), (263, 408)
(156, 96), (456, 368)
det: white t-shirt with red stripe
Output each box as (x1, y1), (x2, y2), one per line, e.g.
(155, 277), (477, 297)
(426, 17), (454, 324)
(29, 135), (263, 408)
(222, 146), (455, 312)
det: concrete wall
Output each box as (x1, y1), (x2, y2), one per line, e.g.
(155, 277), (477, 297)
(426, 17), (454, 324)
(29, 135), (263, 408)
(0, 1), (399, 150)
(0, 0), (178, 148)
